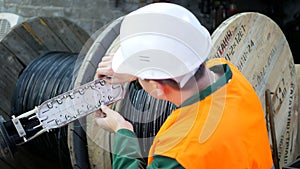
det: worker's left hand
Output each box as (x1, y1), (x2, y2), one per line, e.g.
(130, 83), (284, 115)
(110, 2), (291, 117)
(97, 54), (137, 84)
(94, 105), (134, 133)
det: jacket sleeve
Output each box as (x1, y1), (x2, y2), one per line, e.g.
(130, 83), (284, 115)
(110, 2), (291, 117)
(113, 129), (184, 169)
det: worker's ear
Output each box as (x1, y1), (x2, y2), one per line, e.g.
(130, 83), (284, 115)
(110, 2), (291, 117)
(148, 80), (166, 99)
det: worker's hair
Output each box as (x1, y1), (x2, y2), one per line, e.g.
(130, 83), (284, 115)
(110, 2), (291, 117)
(154, 63), (206, 89)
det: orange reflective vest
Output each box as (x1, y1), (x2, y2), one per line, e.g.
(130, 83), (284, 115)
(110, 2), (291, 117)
(148, 58), (273, 168)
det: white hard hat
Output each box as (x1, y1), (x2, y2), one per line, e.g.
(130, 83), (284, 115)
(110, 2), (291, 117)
(112, 3), (211, 87)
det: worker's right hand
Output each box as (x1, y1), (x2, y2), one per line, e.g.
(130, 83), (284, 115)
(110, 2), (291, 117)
(97, 54), (137, 84)
(94, 105), (134, 133)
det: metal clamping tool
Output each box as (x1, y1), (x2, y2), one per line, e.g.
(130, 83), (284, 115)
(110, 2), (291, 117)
(0, 78), (125, 159)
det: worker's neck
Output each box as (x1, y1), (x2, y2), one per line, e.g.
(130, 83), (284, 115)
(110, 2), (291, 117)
(170, 68), (217, 107)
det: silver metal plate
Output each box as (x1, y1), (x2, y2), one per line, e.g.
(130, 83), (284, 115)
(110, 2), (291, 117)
(36, 79), (125, 130)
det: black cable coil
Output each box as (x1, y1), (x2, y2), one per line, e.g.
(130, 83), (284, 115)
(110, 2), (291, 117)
(11, 51), (78, 169)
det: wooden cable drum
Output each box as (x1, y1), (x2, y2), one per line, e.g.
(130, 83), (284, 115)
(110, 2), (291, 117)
(77, 12), (300, 169)
(0, 16), (89, 169)
(209, 12), (299, 167)
(0, 16), (89, 118)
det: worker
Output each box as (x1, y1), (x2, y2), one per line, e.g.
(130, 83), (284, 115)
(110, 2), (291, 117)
(95, 2), (274, 169)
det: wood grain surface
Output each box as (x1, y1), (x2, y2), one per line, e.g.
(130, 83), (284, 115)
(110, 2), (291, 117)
(209, 12), (299, 167)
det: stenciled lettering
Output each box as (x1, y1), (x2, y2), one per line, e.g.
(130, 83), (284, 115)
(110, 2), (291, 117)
(215, 30), (233, 58)
(236, 39), (255, 70)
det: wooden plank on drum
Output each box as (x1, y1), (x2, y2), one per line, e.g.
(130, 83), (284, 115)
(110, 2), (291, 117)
(209, 12), (298, 167)
(20, 17), (69, 52)
(42, 17), (88, 53)
(1, 29), (39, 65)
(13, 22), (49, 56)
(0, 43), (24, 116)
(63, 18), (90, 46)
